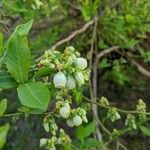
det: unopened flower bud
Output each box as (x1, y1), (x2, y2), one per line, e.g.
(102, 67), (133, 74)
(44, 50), (49, 58)
(75, 72), (84, 85)
(66, 46), (75, 52)
(53, 72), (66, 88)
(75, 51), (80, 57)
(40, 59), (49, 65)
(82, 115), (88, 123)
(40, 138), (47, 147)
(66, 119), (74, 127)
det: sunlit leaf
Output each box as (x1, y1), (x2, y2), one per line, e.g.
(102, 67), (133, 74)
(17, 82), (50, 114)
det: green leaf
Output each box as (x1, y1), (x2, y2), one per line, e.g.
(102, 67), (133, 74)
(62, 144), (73, 150)
(76, 122), (96, 140)
(107, 108), (121, 122)
(84, 138), (101, 148)
(0, 123), (10, 150)
(98, 39), (109, 49)
(123, 38), (139, 48)
(140, 126), (150, 136)
(111, 129), (124, 140)
(0, 99), (7, 116)
(16, 20), (33, 36)
(140, 49), (150, 62)
(99, 58), (111, 68)
(6, 20), (33, 83)
(17, 82), (50, 114)
(7, 20), (33, 44)
(84, 122), (96, 137)
(73, 89), (83, 104)
(34, 67), (55, 78)
(0, 71), (18, 89)
(6, 34), (31, 83)
(0, 33), (3, 55)
(76, 126), (85, 140)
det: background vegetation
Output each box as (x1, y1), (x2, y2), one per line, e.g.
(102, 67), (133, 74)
(0, 0), (150, 150)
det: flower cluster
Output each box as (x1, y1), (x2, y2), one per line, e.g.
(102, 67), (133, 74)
(136, 99), (147, 121)
(39, 46), (90, 90)
(56, 101), (88, 127)
(43, 115), (58, 135)
(23, 0), (43, 10)
(107, 108), (121, 122)
(31, 0), (43, 10)
(39, 46), (89, 148)
(99, 96), (109, 106)
(136, 99), (146, 112)
(40, 129), (71, 150)
(125, 114), (137, 130)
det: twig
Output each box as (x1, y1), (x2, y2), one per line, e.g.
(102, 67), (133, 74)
(83, 95), (134, 149)
(96, 46), (150, 78)
(90, 46), (119, 140)
(89, 17), (95, 137)
(50, 0), (120, 51)
(90, 16), (103, 141)
(117, 141), (128, 150)
(89, 17), (97, 69)
(94, 46), (119, 132)
(51, 19), (96, 50)
(93, 57), (103, 140)
(1, 112), (22, 118)
(117, 50), (150, 78)
(83, 96), (150, 115)
(1, 111), (54, 118)
(128, 58), (150, 78)
(96, 117), (111, 135)
(97, 46), (119, 59)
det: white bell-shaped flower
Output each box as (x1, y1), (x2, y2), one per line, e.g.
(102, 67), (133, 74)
(66, 76), (76, 90)
(76, 57), (87, 69)
(73, 115), (82, 126)
(59, 106), (70, 118)
(53, 72), (66, 88)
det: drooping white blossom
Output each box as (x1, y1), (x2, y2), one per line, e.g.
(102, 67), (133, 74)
(53, 72), (66, 88)
(76, 57), (87, 69)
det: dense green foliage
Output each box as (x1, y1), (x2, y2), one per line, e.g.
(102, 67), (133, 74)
(0, 0), (150, 150)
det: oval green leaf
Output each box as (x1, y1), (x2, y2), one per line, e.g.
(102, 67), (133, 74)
(140, 126), (150, 136)
(6, 20), (33, 83)
(6, 35), (31, 83)
(17, 82), (50, 114)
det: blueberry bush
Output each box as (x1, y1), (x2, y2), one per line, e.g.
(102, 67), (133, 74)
(0, 0), (150, 150)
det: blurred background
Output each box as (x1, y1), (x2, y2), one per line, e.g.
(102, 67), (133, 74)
(0, 0), (150, 149)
